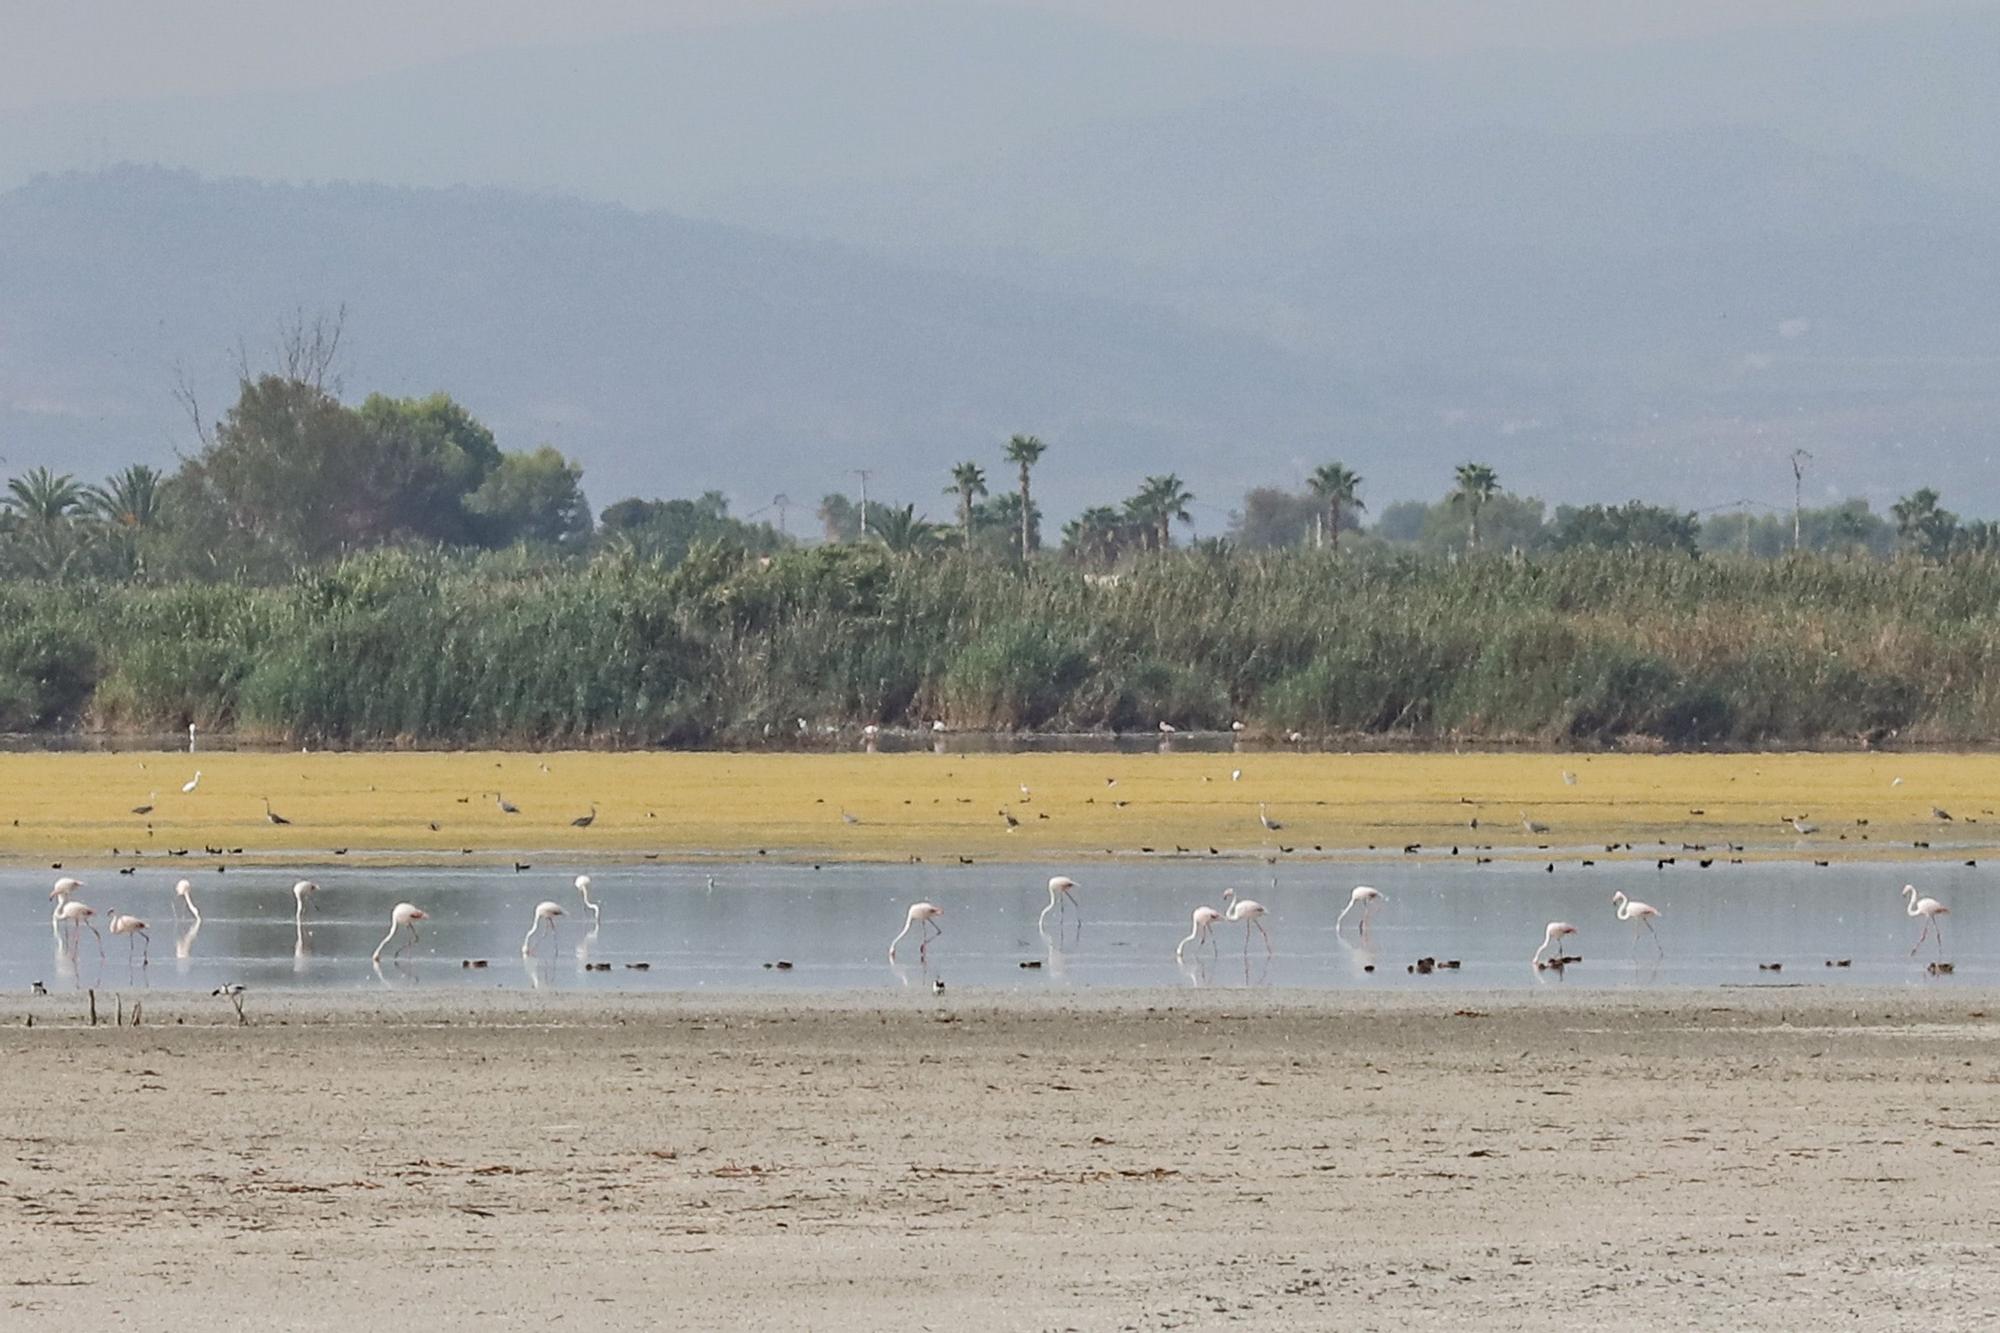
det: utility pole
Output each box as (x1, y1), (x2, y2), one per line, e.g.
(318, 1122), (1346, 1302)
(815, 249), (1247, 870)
(852, 469), (873, 539)
(1790, 449), (1812, 552)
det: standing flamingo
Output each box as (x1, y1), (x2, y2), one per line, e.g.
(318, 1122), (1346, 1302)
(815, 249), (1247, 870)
(1902, 884), (1950, 956)
(1038, 876), (1079, 935)
(1611, 892), (1662, 956)
(1220, 888), (1271, 957)
(292, 880), (319, 929)
(1335, 886), (1383, 936)
(173, 878), (201, 926)
(107, 911), (151, 966)
(574, 875), (601, 925)
(56, 900), (103, 958)
(1176, 905), (1223, 960)
(373, 903), (429, 962)
(1533, 921), (1579, 966)
(50, 876), (82, 941)
(888, 902), (943, 962)
(521, 901), (564, 956)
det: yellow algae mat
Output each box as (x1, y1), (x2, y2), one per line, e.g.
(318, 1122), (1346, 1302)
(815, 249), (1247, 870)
(0, 749), (1994, 865)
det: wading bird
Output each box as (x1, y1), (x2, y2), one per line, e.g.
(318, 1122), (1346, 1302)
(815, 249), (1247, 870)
(173, 878), (201, 926)
(1335, 886), (1383, 936)
(292, 880), (318, 930)
(1258, 803), (1284, 832)
(1902, 884), (1950, 956)
(131, 792), (157, 816)
(107, 910), (150, 965)
(49, 876), (82, 941)
(57, 900), (102, 958)
(1533, 921), (1578, 966)
(571, 805), (597, 829)
(188, 723), (197, 753)
(522, 901), (564, 956)
(495, 792), (520, 814)
(889, 902), (943, 962)
(1038, 876), (1079, 934)
(263, 797), (290, 826)
(1220, 888), (1271, 957)
(181, 771), (202, 794)
(1521, 810), (1550, 836)
(1611, 892), (1662, 956)
(373, 903), (429, 962)
(574, 875), (601, 924)
(1789, 816), (1817, 836)
(1176, 905), (1222, 960)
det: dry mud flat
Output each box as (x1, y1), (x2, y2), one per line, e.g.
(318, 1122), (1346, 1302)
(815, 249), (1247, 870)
(2, 989), (1997, 1330)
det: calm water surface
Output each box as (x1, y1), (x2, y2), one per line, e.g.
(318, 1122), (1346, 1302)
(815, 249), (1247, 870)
(10, 859), (1989, 994)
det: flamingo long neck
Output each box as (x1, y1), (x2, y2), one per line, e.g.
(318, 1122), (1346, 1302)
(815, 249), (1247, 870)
(1906, 890), (1922, 917)
(889, 920), (915, 957)
(374, 923), (398, 960)
(523, 922), (539, 955)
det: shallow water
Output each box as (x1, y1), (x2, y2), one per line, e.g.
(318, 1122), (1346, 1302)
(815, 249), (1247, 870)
(11, 859), (1988, 995)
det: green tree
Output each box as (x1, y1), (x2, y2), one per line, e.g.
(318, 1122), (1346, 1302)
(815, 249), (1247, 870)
(84, 465), (163, 530)
(1002, 434), (1048, 559)
(818, 493), (864, 543)
(1305, 463), (1365, 551)
(1892, 488), (1959, 560)
(5, 468), (85, 523)
(1418, 491), (1546, 555)
(944, 462), (988, 547)
(1449, 462), (1500, 551)
(1061, 505), (1131, 567)
(1125, 474), (1194, 551)
(466, 446), (592, 549)
(872, 504), (940, 556)
(1228, 487), (1321, 550)
(1549, 501), (1700, 556)
(597, 493), (785, 567)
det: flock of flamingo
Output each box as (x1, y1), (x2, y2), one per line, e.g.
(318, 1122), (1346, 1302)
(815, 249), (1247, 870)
(38, 867), (1955, 980)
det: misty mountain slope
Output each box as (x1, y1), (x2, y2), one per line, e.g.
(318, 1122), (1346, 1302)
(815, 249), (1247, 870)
(0, 167), (1348, 515)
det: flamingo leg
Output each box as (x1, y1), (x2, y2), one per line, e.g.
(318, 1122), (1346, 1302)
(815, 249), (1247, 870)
(90, 923), (104, 960)
(1912, 920), (1930, 956)
(1645, 918), (1661, 958)
(1255, 919), (1272, 957)
(1935, 918), (1946, 956)
(140, 931), (150, 966)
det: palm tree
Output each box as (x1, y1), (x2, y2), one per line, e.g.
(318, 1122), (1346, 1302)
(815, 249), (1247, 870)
(1062, 506), (1127, 566)
(1449, 462), (1500, 551)
(1306, 463), (1364, 551)
(5, 467), (84, 523)
(85, 464), (163, 529)
(943, 462), (988, 546)
(1127, 474), (1194, 551)
(872, 504), (939, 556)
(1002, 434), (1047, 559)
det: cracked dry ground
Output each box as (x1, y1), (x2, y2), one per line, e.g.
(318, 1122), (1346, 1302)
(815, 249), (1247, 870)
(2, 995), (1997, 1330)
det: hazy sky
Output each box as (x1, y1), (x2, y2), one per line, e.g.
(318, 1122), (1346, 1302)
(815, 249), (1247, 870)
(3, 0), (1975, 111)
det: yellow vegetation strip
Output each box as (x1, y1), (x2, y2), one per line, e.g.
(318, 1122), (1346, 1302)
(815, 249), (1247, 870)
(1, 749), (1997, 869)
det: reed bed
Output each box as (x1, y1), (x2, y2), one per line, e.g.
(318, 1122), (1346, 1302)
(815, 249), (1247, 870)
(5, 545), (2000, 747)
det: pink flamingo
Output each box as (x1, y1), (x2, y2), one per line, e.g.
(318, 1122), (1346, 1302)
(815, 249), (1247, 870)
(1533, 921), (1578, 966)
(1039, 876), (1079, 934)
(56, 900), (102, 959)
(49, 876), (82, 941)
(573, 875), (601, 925)
(889, 902), (943, 961)
(522, 901), (564, 956)
(1220, 889), (1271, 957)
(1335, 886), (1383, 936)
(1611, 892), (1662, 957)
(373, 903), (429, 962)
(292, 880), (319, 930)
(1902, 884), (1949, 956)
(1176, 905), (1222, 960)
(107, 910), (151, 966)
(172, 879), (201, 926)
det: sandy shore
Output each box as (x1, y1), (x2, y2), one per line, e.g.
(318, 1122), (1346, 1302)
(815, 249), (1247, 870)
(3, 988), (1996, 1330)
(4, 748), (2000, 866)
